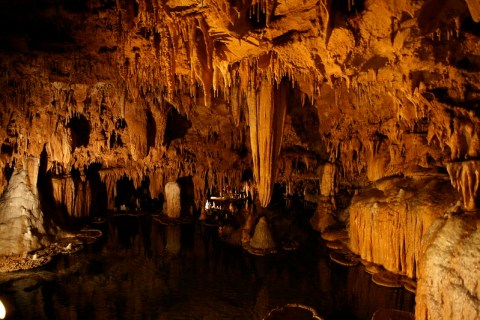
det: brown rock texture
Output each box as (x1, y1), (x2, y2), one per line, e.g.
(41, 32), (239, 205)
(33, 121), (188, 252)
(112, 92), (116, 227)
(0, 168), (54, 256)
(0, 0), (478, 211)
(416, 216), (480, 319)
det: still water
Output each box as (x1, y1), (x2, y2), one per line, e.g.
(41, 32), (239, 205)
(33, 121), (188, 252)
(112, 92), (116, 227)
(0, 207), (415, 320)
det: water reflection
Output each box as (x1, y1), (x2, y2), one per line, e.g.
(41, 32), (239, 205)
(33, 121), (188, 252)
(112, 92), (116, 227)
(0, 211), (415, 320)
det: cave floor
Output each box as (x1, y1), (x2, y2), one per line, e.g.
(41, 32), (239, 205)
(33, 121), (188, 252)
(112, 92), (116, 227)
(0, 204), (415, 319)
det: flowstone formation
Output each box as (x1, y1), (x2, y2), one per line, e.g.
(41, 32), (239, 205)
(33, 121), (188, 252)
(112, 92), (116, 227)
(349, 175), (458, 278)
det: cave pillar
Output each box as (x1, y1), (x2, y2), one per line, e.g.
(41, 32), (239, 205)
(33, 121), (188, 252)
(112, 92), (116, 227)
(164, 181), (181, 218)
(247, 78), (287, 207)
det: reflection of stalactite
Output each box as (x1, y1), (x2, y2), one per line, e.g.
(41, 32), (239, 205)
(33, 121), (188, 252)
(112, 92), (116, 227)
(165, 225), (181, 254)
(51, 176), (91, 219)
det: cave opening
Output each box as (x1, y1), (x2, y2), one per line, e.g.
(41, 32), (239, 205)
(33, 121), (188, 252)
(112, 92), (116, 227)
(146, 109), (156, 152)
(67, 114), (91, 151)
(86, 163), (108, 217)
(3, 161), (14, 183)
(177, 175), (195, 215)
(163, 106), (192, 147)
(247, 5), (267, 29)
(115, 175), (136, 210)
(0, 140), (16, 156)
(331, 0), (366, 17)
(287, 89), (326, 157)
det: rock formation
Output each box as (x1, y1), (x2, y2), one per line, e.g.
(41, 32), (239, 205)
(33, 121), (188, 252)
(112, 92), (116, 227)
(349, 175), (458, 278)
(249, 217), (276, 251)
(416, 216), (480, 319)
(0, 0), (479, 317)
(0, 167), (54, 256)
(164, 181), (181, 218)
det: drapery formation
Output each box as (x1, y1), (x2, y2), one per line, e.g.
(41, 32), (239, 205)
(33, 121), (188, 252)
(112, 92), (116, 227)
(245, 54), (288, 207)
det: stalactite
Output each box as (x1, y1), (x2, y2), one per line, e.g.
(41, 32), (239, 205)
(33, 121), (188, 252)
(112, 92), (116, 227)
(245, 54), (288, 207)
(446, 160), (480, 211)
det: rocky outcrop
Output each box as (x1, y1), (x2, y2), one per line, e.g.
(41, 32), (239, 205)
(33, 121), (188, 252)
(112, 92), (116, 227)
(416, 215), (480, 319)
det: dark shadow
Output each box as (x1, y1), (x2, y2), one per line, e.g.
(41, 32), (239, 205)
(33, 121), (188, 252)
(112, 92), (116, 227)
(177, 175), (195, 216)
(287, 89), (326, 155)
(146, 109), (156, 153)
(163, 106), (192, 148)
(86, 163), (108, 218)
(115, 175), (136, 210)
(37, 145), (68, 229)
(67, 114), (90, 151)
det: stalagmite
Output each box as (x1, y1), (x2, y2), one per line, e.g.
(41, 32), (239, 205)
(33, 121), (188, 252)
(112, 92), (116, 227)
(0, 169), (53, 256)
(249, 217), (276, 250)
(164, 181), (181, 218)
(310, 162), (337, 233)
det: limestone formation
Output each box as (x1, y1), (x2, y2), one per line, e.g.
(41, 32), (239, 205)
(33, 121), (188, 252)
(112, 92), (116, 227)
(416, 216), (480, 320)
(0, 169), (53, 256)
(0, 0), (479, 317)
(164, 182), (181, 219)
(349, 175), (458, 278)
(249, 217), (276, 251)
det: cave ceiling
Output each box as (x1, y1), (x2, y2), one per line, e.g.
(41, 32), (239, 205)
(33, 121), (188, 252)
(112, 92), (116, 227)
(0, 0), (479, 207)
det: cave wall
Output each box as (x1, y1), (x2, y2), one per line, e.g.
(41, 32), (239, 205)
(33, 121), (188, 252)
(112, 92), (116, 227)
(0, 0), (478, 215)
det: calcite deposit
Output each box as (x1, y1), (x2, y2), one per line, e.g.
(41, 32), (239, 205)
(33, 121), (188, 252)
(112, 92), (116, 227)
(416, 216), (480, 319)
(0, 167), (55, 256)
(164, 181), (181, 218)
(249, 216), (276, 252)
(0, 0), (479, 318)
(349, 175), (458, 278)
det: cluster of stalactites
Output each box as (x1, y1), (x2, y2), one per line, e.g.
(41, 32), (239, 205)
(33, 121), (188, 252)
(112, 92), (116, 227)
(427, 108), (480, 210)
(230, 53), (289, 207)
(446, 161), (480, 211)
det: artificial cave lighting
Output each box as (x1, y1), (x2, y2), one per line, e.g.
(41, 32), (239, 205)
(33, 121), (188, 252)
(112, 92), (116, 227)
(0, 299), (5, 320)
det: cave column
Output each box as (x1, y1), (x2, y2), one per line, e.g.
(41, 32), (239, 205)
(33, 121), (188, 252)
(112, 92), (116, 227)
(247, 78), (287, 207)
